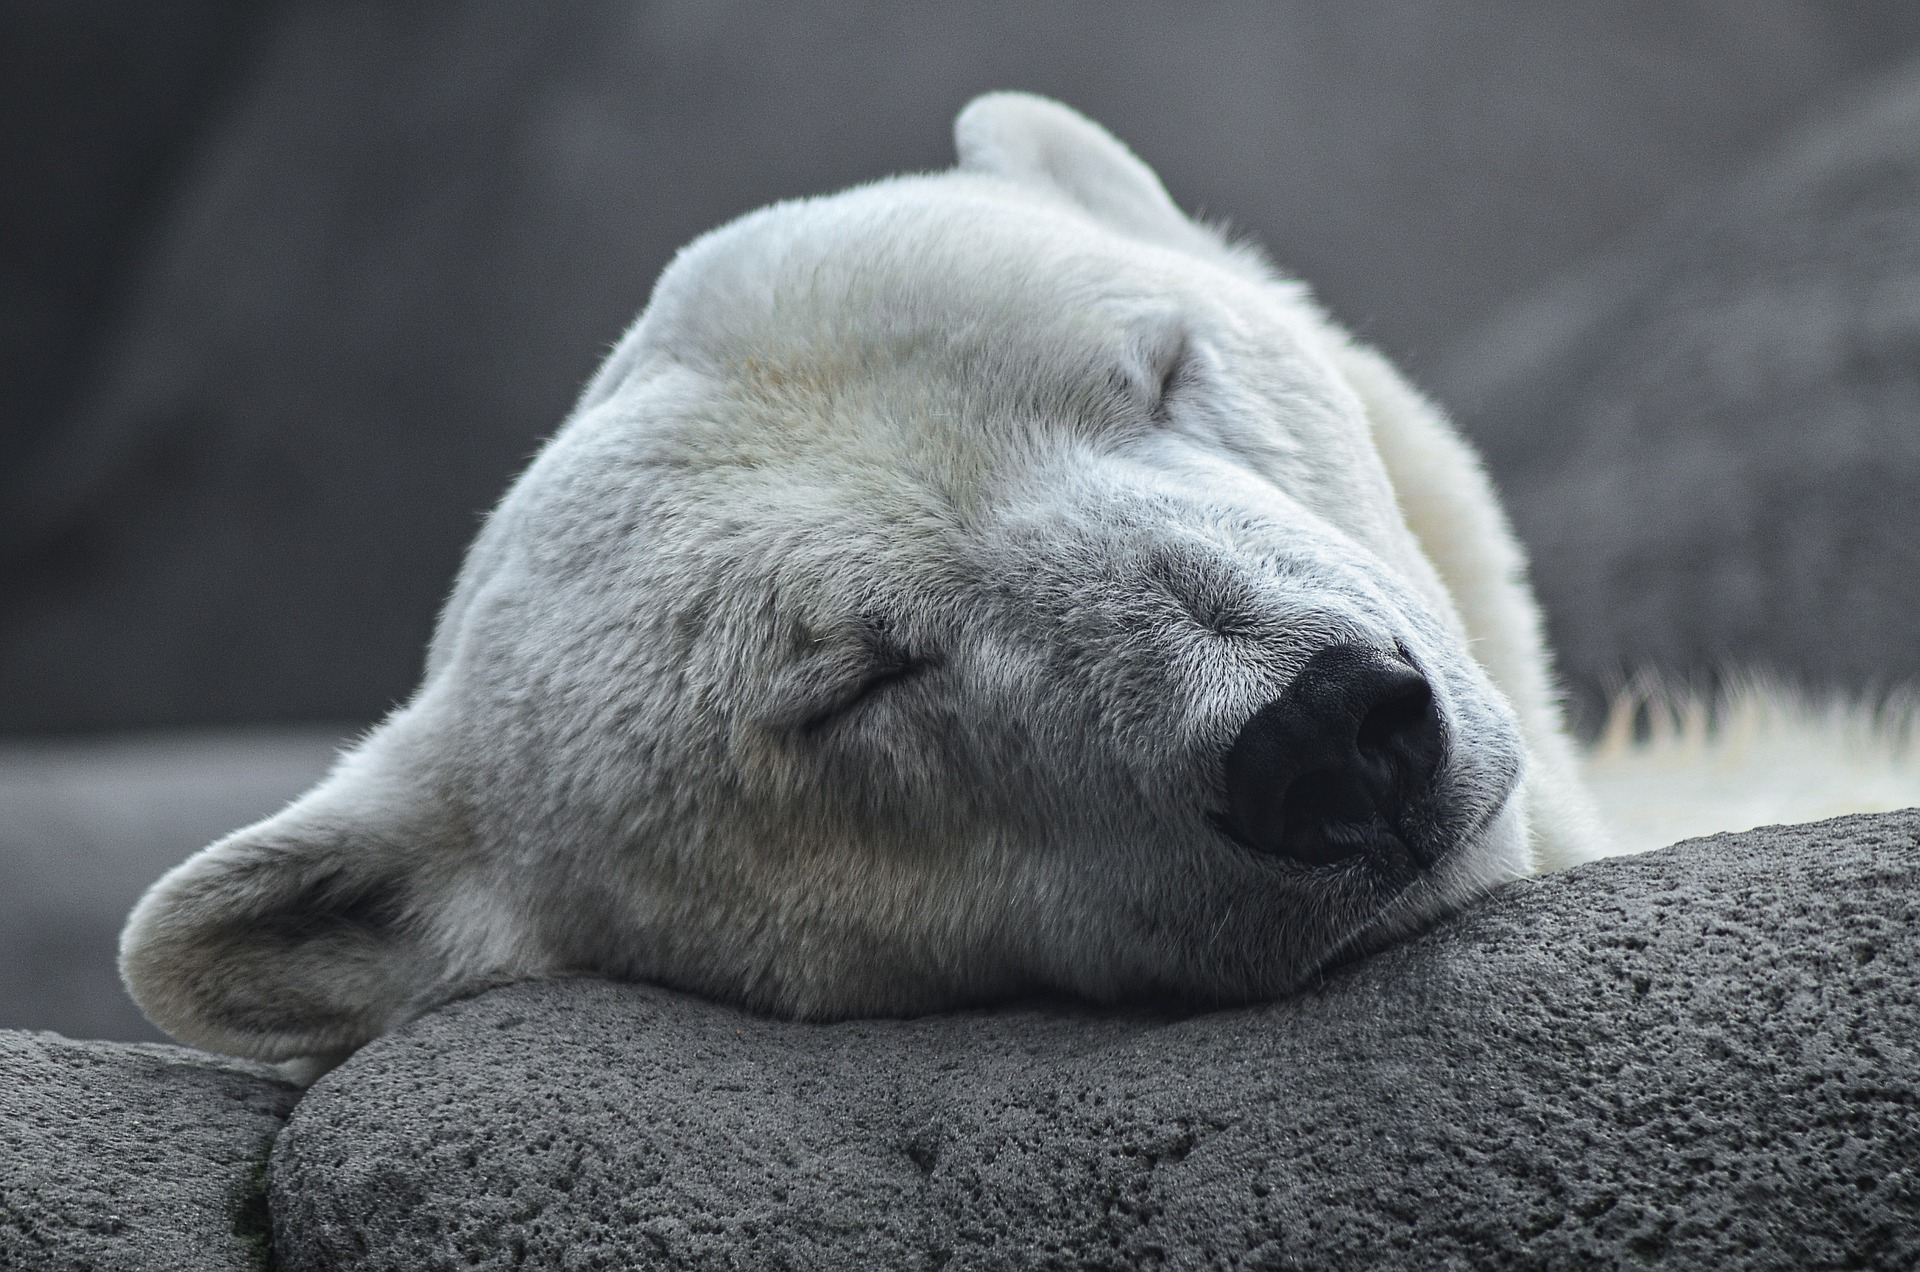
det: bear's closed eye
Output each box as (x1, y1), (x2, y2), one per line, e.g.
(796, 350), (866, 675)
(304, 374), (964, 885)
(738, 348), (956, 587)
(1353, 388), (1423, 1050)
(799, 632), (937, 735)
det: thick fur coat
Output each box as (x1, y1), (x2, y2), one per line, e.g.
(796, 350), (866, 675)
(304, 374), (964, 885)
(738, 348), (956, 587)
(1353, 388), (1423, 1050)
(123, 94), (1615, 1068)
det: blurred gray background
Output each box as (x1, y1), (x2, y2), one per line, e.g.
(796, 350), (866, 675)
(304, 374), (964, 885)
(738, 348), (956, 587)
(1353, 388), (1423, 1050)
(6, 0), (1920, 1043)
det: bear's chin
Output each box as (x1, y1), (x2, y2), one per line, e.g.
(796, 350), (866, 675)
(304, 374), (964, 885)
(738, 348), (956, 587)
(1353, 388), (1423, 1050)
(1307, 787), (1533, 979)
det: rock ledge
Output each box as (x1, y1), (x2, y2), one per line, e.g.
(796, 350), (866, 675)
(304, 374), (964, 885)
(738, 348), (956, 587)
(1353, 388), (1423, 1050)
(272, 812), (1919, 1269)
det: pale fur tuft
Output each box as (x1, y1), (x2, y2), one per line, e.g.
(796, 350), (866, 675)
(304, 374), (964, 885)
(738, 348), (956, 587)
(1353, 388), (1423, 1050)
(1581, 676), (1920, 855)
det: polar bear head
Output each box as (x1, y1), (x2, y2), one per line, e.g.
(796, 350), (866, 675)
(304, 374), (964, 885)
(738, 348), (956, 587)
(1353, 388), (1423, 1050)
(122, 94), (1602, 1065)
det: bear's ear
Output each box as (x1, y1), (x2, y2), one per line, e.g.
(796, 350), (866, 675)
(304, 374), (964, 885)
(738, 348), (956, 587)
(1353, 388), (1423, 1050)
(954, 92), (1216, 251)
(118, 747), (453, 1065)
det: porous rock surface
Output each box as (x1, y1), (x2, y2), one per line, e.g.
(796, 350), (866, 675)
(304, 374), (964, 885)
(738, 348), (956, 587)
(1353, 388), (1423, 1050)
(273, 811), (1919, 1269)
(0, 1032), (298, 1271)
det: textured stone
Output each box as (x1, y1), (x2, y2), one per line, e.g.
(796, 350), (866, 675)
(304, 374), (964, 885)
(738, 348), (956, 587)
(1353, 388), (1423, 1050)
(1440, 57), (1920, 721)
(272, 811), (1919, 1269)
(0, 1032), (298, 1272)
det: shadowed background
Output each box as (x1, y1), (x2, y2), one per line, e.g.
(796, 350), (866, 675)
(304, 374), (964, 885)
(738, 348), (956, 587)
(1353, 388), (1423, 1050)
(5, 1), (1919, 1041)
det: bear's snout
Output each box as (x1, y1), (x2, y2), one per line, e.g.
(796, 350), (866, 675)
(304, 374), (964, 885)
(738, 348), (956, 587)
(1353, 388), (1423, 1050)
(1216, 644), (1448, 873)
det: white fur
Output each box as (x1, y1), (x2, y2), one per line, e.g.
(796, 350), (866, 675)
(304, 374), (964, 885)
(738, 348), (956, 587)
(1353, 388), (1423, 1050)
(123, 93), (1895, 1072)
(1583, 680), (1920, 854)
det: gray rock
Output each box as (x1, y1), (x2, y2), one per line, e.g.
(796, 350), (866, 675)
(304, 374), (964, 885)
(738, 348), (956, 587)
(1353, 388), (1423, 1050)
(7, 0), (1912, 733)
(270, 811), (1920, 1269)
(0, 1032), (298, 1272)
(1438, 58), (1920, 722)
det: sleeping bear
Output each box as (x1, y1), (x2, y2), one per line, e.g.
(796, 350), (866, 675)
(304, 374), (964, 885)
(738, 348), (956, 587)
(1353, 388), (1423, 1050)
(121, 93), (1612, 1072)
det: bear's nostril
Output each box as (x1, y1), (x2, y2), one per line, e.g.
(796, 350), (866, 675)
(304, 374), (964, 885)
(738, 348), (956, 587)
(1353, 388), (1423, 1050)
(1357, 680), (1435, 761)
(1218, 644), (1446, 870)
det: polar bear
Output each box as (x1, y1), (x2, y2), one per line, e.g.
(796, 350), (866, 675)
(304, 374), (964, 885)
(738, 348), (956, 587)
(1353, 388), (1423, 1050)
(121, 93), (1613, 1070)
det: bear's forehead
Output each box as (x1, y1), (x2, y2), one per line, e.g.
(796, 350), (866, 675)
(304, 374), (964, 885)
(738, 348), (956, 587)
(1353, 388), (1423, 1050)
(564, 174), (1369, 539)
(618, 176), (1339, 454)
(638, 175), (1275, 386)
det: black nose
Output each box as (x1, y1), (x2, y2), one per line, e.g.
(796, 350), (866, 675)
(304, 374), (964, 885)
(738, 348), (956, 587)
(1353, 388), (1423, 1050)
(1217, 644), (1446, 869)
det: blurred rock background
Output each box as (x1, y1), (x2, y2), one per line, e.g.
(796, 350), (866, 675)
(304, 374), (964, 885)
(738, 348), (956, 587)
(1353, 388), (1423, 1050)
(5, 1), (1919, 1042)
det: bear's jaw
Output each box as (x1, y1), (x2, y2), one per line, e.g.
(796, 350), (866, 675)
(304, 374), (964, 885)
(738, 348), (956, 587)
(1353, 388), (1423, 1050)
(1305, 784), (1533, 978)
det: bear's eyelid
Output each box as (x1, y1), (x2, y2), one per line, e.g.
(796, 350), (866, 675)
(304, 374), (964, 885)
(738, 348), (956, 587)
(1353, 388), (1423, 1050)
(1147, 329), (1194, 425)
(788, 615), (940, 735)
(798, 649), (935, 735)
